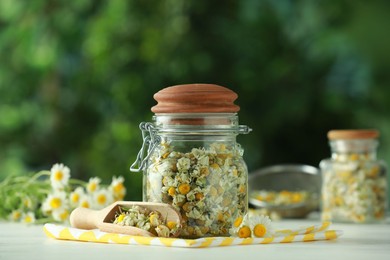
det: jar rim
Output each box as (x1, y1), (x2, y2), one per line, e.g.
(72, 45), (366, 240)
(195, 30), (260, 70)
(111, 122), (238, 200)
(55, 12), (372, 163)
(327, 129), (379, 140)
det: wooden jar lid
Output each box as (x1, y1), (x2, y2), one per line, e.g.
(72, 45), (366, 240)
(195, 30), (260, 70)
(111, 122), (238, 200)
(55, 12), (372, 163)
(151, 84), (240, 113)
(327, 129), (379, 140)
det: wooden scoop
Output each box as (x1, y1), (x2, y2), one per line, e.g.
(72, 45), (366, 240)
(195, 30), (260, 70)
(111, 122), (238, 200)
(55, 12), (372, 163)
(70, 201), (182, 237)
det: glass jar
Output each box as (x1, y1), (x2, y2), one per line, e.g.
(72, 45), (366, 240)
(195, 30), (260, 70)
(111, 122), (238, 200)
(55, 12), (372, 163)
(130, 84), (251, 238)
(320, 129), (387, 223)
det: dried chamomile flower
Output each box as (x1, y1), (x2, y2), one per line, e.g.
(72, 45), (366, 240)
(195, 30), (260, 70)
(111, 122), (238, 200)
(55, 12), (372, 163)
(177, 157), (191, 172)
(250, 190), (312, 206)
(155, 224), (170, 237)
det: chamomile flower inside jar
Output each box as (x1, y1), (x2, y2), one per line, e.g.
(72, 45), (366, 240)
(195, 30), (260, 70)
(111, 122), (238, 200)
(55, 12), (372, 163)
(320, 129), (387, 223)
(130, 84), (251, 238)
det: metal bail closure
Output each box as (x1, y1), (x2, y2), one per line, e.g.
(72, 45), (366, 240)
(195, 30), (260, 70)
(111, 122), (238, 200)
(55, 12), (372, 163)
(239, 125), (252, 134)
(130, 122), (161, 173)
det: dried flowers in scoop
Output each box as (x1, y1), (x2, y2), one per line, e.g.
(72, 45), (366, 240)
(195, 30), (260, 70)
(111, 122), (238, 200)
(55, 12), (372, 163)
(112, 205), (180, 238)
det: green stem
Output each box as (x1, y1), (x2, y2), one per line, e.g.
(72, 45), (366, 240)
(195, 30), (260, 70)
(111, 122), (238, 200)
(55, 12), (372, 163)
(69, 179), (87, 186)
(34, 217), (55, 225)
(0, 176), (28, 187)
(22, 171), (50, 189)
(28, 171), (50, 183)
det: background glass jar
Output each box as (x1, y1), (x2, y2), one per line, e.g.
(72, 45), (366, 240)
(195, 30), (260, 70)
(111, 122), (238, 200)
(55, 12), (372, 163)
(320, 130), (387, 223)
(131, 113), (251, 238)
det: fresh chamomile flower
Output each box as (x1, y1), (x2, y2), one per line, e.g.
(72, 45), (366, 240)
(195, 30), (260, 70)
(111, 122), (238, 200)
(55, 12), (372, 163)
(21, 212), (36, 224)
(22, 196), (34, 210)
(230, 213), (274, 238)
(228, 213), (251, 238)
(50, 163), (70, 190)
(249, 214), (274, 238)
(52, 208), (70, 222)
(69, 187), (85, 207)
(42, 191), (68, 214)
(237, 225), (251, 238)
(78, 196), (92, 208)
(109, 176), (126, 200)
(10, 209), (22, 221)
(87, 177), (101, 194)
(93, 188), (114, 209)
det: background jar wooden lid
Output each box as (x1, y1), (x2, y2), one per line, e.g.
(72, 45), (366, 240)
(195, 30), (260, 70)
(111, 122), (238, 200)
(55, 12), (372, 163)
(151, 84), (240, 113)
(327, 129), (379, 140)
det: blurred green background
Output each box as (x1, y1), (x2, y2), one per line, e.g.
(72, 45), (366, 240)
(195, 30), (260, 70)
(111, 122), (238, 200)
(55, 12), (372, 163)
(1, 0), (389, 201)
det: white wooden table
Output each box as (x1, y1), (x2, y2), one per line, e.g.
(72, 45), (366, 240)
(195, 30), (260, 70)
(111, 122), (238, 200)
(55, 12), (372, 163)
(1, 218), (389, 260)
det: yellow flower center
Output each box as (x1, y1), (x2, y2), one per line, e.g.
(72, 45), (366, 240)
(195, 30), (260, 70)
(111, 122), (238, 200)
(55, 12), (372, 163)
(97, 194), (106, 205)
(88, 183), (97, 192)
(149, 213), (159, 226)
(238, 226), (251, 238)
(368, 166), (380, 178)
(71, 193), (80, 203)
(166, 221), (177, 230)
(12, 211), (21, 221)
(217, 212), (224, 221)
(233, 216), (243, 227)
(168, 187), (176, 196)
(60, 210), (69, 221)
(349, 153), (359, 161)
(239, 184), (246, 193)
(54, 171), (63, 181)
(200, 167), (209, 176)
(210, 163), (220, 169)
(23, 198), (32, 208)
(117, 213), (125, 223)
(80, 200), (90, 208)
(50, 198), (62, 209)
(195, 192), (204, 200)
(178, 183), (190, 195)
(291, 193), (303, 203)
(24, 216), (33, 223)
(113, 183), (124, 193)
(209, 186), (218, 197)
(253, 224), (267, 237)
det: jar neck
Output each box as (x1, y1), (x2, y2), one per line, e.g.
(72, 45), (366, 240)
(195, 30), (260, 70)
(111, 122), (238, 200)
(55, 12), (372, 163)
(152, 113), (250, 136)
(330, 139), (378, 161)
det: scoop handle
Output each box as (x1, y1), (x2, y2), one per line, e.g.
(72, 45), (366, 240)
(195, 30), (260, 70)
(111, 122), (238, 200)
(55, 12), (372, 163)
(70, 207), (105, 230)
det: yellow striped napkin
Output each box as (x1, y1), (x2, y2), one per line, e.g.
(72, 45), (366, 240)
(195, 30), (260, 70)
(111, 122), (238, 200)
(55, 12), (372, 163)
(43, 222), (342, 248)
